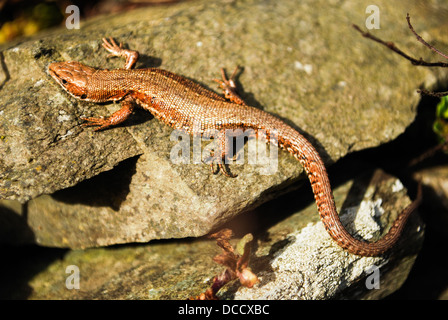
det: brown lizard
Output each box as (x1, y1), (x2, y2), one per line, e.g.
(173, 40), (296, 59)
(48, 38), (422, 256)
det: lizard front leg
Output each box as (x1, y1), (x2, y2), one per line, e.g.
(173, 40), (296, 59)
(102, 37), (139, 70)
(81, 96), (135, 131)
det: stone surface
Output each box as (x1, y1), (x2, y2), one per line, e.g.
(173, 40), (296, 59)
(0, 0), (445, 248)
(5, 169), (423, 300)
(412, 164), (448, 298)
(415, 165), (448, 213)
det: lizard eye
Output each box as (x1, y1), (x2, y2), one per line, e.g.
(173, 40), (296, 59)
(61, 79), (67, 84)
(80, 94), (87, 99)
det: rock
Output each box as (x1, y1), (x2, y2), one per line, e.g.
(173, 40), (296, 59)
(404, 164), (448, 299)
(0, 51), (142, 201)
(0, 0), (445, 248)
(414, 165), (448, 214)
(13, 169), (423, 299)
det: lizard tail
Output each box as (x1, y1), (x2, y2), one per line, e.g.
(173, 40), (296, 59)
(285, 129), (422, 256)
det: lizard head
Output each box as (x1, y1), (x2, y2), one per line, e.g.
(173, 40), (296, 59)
(48, 61), (96, 100)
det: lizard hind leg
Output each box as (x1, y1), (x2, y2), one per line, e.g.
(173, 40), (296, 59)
(214, 67), (247, 106)
(204, 131), (238, 178)
(207, 154), (238, 178)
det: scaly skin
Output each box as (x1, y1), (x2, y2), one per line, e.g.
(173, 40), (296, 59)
(48, 38), (422, 256)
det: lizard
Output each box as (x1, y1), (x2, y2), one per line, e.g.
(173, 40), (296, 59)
(48, 37), (422, 257)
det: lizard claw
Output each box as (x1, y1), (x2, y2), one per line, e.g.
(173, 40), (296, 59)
(208, 161), (238, 178)
(215, 67), (246, 105)
(102, 37), (123, 55)
(203, 151), (238, 178)
(80, 116), (112, 131)
(218, 163), (238, 178)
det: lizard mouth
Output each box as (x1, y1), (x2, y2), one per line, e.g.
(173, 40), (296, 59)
(47, 62), (89, 99)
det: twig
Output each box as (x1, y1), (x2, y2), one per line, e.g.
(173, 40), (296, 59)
(406, 13), (448, 60)
(353, 14), (448, 97)
(352, 23), (448, 68)
(417, 89), (448, 97)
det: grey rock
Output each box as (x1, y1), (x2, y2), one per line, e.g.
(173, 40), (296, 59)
(411, 164), (448, 300)
(0, 0), (444, 248)
(415, 165), (448, 213)
(0, 40), (142, 201)
(18, 170), (423, 300)
(230, 175), (423, 300)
